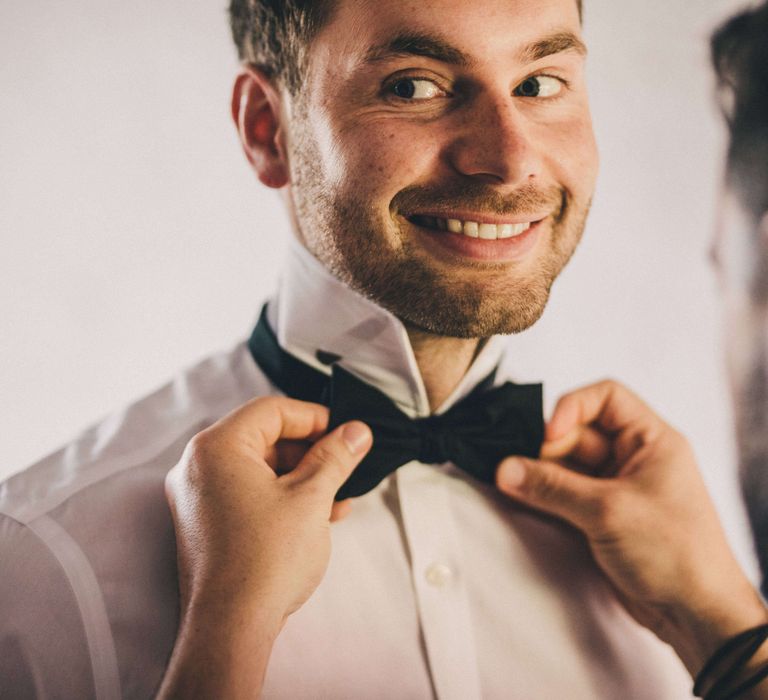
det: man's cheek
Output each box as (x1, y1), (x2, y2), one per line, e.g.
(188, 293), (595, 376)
(530, 118), (597, 188)
(347, 118), (442, 168)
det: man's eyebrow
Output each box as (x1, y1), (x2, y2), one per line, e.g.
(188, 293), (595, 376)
(362, 32), (471, 68)
(519, 31), (588, 63)
(359, 29), (587, 71)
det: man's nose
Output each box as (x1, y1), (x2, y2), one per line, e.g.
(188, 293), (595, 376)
(445, 95), (543, 188)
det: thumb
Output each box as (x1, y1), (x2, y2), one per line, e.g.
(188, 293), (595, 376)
(289, 421), (373, 496)
(496, 456), (607, 532)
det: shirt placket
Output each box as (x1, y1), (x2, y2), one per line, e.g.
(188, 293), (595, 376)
(395, 462), (483, 700)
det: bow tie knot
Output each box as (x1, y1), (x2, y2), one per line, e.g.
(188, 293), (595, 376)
(416, 416), (453, 465)
(328, 365), (544, 499)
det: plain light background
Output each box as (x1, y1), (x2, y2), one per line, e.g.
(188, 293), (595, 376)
(0, 0), (760, 575)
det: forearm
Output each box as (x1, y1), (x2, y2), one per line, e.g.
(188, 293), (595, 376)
(156, 594), (284, 700)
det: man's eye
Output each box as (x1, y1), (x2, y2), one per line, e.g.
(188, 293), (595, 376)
(513, 75), (563, 98)
(388, 78), (443, 100)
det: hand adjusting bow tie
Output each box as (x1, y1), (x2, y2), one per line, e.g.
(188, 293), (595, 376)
(248, 305), (544, 500)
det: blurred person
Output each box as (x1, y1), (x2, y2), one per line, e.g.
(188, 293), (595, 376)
(710, 0), (768, 601)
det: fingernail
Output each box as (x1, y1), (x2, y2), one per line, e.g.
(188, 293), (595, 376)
(499, 458), (527, 490)
(342, 422), (372, 454)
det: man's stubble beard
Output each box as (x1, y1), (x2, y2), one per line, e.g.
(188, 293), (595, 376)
(288, 113), (591, 339)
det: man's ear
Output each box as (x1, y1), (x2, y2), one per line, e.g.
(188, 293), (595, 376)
(231, 67), (290, 189)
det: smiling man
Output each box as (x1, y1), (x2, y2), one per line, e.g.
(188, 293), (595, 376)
(0, 1), (699, 699)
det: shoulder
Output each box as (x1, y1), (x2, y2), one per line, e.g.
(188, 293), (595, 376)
(0, 341), (272, 523)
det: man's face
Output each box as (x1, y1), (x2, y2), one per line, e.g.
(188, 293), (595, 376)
(716, 186), (768, 436)
(283, 0), (598, 338)
(715, 177), (768, 566)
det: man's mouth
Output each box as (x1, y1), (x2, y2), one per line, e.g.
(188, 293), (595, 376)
(407, 214), (539, 241)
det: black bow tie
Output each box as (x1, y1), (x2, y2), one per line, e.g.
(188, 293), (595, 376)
(248, 305), (544, 500)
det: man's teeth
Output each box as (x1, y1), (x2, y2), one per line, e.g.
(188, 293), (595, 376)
(415, 216), (532, 239)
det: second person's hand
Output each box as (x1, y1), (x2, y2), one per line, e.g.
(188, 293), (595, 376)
(495, 380), (767, 679)
(157, 396), (372, 700)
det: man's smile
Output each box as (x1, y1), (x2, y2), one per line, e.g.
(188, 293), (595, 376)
(402, 212), (548, 263)
(406, 212), (547, 240)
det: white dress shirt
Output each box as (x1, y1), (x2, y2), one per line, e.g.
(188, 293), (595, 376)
(0, 240), (692, 699)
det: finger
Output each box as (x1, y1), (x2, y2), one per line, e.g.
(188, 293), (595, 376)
(287, 421), (373, 496)
(541, 425), (612, 469)
(330, 500), (353, 522)
(215, 396), (329, 455)
(496, 456), (610, 532)
(546, 380), (660, 443)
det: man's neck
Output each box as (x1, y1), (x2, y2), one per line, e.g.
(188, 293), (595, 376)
(405, 327), (485, 412)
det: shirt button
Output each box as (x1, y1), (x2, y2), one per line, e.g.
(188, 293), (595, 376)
(425, 563), (454, 589)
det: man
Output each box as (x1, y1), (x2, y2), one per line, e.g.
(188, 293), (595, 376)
(159, 3), (768, 699)
(0, 1), (747, 698)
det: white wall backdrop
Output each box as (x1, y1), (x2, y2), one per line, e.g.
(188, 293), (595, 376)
(0, 0), (759, 576)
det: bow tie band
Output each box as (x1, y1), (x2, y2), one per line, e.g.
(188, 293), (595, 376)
(248, 305), (544, 499)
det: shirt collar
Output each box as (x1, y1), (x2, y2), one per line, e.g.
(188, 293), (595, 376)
(267, 239), (508, 418)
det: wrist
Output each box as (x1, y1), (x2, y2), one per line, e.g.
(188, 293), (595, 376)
(659, 578), (768, 677)
(694, 624), (768, 700)
(157, 593), (285, 700)
(184, 582), (288, 638)
(186, 566), (295, 623)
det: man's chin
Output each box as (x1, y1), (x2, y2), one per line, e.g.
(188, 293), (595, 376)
(380, 283), (552, 339)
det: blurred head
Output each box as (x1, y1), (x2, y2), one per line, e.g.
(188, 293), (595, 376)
(711, 1), (768, 583)
(229, 0), (596, 339)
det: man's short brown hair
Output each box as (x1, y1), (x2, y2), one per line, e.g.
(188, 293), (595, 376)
(229, 0), (584, 94)
(229, 1), (333, 94)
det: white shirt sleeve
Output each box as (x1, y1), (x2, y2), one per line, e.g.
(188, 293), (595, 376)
(0, 512), (98, 699)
